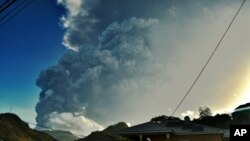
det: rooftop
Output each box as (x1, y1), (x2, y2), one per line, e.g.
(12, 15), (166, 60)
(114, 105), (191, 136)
(233, 102), (250, 113)
(116, 118), (224, 136)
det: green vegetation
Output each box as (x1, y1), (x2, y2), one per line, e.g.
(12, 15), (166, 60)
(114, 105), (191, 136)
(150, 107), (232, 129)
(43, 130), (79, 141)
(76, 122), (130, 141)
(193, 113), (232, 129)
(193, 106), (232, 129)
(0, 113), (57, 141)
(151, 115), (180, 123)
(198, 106), (212, 119)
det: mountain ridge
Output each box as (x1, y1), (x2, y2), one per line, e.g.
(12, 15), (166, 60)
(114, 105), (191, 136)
(0, 113), (58, 141)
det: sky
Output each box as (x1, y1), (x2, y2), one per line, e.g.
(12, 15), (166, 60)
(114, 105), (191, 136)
(0, 0), (66, 123)
(1, 0), (250, 136)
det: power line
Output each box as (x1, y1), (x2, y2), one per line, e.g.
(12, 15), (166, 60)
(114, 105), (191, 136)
(0, 0), (34, 28)
(0, 0), (27, 23)
(0, 0), (26, 22)
(25, 121), (54, 130)
(171, 0), (246, 116)
(0, 0), (16, 13)
(24, 120), (86, 138)
(0, 0), (10, 9)
(6, 108), (85, 138)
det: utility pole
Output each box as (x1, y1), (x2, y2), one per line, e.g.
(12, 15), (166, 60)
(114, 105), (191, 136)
(9, 106), (12, 113)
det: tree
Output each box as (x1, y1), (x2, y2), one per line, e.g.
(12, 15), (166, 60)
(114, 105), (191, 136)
(198, 106), (212, 119)
(193, 113), (232, 129)
(150, 115), (180, 123)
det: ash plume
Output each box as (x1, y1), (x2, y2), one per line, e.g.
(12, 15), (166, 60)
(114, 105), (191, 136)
(36, 0), (239, 135)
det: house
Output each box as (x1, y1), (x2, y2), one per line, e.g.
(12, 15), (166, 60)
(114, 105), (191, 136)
(116, 117), (225, 141)
(232, 102), (250, 124)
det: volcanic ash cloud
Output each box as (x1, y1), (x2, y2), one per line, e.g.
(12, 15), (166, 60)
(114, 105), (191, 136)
(35, 0), (239, 135)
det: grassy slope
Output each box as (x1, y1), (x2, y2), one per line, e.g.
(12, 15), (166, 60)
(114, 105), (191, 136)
(77, 122), (130, 141)
(43, 130), (79, 141)
(0, 113), (58, 141)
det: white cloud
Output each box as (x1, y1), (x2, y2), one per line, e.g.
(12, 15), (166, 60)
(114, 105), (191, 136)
(46, 112), (104, 135)
(58, 0), (83, 17)
(62, 33), (79, 51)
(44, 89), (54, 98)
(37, 0), (250, 133)
(181, 110), (195, 117)
(58, 0), (88, 50)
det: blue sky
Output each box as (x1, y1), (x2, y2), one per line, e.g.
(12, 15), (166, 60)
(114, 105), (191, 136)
(0, 0), (65, 122)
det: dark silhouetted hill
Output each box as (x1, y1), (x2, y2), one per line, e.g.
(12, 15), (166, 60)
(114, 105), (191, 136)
(43, 130), (79, 141)
(76, 122), (129, 141)
(0, 113), (58, 141)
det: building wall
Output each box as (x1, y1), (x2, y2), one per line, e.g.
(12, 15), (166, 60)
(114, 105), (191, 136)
(134, 134), (222, 141)
(173, 134), (222, 141)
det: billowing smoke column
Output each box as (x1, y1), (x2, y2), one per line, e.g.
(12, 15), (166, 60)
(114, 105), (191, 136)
(36, 0), (237, 135)
(36, 17), (158, 134)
